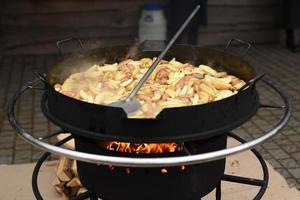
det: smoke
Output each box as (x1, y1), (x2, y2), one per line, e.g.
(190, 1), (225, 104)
(125, 38), (141, 60)
(48, 38), (143, 85)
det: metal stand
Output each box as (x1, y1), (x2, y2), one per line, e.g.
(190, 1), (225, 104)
(31, 132), (269, 200)
(217, 132), (269, 200)
(6, 39), (290, 200)
(7, 78), (291, 167)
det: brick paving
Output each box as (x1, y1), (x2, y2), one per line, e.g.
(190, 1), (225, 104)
(0, 54), (59, 164)
(0, 45), (300, 190)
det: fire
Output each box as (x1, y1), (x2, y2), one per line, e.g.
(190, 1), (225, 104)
(97, 141), (186, 174)
(98, 141), (183, 154)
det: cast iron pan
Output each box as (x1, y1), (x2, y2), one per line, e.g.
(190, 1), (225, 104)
(40, 44), (260, 143)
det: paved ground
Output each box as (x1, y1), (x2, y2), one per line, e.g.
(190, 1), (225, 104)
(0, 45), (299, 191)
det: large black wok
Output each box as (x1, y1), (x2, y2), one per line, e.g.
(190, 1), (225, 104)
(40, 42), (259, 143)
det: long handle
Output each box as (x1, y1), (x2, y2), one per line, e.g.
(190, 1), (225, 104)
(126, 5), (201, 101)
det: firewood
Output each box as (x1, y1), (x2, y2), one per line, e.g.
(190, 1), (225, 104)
(52, 177), (65, 194)
(54, 156), (88, 199)
(77, 187), (88, 195)
(57, 157), (73, 182)
(71, 160), (78, 178)
(57, 134), (75, 150)
(66, 177), (82, 188)
(70, 187), (80, 197)
(54, 185), (64, 195)
(62, 192), (69, 200)
(52, 176), (61, 186)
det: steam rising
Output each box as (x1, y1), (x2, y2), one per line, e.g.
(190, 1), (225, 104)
(125, 39), (141, 60)
(49, 39), (242, 86)
(48, 38), (143, 85)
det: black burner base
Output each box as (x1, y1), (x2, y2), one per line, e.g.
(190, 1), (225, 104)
(32, 133), (269, 200)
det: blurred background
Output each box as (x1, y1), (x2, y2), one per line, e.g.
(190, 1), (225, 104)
(0, 0), (299, 54)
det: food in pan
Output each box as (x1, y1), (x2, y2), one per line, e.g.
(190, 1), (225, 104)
(54, 58), (246, 118)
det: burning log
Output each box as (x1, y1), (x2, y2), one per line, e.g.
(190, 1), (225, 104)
(53, 157), (86, 200)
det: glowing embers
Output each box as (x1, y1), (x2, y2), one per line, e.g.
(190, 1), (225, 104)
(98, 141), (186, 174)
(99, 141), (183, 154)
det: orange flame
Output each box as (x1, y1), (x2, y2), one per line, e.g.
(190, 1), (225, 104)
(97, 141), (186, 174)
(98, 141), (183, 154)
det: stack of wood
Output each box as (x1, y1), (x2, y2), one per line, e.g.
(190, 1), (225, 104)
(53, 157), (87, 200)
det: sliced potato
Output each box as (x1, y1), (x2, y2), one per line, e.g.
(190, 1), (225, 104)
(233, 81), (246, 90)
(215, 90), (234, 101)
(198, 91), (210, 104)
(79, 90), (94, 103)
(100, 63), (118, 72)
(120, 78), (133, 87)
(192, 94), (199, 105)
(209, 77), (232, 90)
(59, 57), (245, 118)
(199, 65), (217, 76)
(200, 83), (216, 97)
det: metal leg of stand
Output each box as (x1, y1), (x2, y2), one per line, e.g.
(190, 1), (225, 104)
(32, 136), (74, 200)
(32, 132), (269, 200)
(222, 132), (269, 200)
(215, 182), (221, 200)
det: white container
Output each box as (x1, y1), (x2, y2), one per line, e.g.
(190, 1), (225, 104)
(138, 3), (167, 41)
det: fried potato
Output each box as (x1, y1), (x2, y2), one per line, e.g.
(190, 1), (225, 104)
(58, 58), (246, 118)
(207, 76), (232, 90)
(100, 63), (118, 72)
(199, 65), (217, 76)
(120, 78), (133, 87)
(79, 90), (94, 103)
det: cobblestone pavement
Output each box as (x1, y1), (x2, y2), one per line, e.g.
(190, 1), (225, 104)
(0, 45), (299, 190)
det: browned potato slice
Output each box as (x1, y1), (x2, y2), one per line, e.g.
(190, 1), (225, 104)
(199, 65), (217, 76)
(59, 57), (245, 118)
(210, 78), (232, 90)
(200, 83), (216, 97)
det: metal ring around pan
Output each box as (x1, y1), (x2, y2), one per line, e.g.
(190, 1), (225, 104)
(7, 78), (291, 167)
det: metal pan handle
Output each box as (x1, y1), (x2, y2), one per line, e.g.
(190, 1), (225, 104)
(32, 69), (46, 83)
(238, 73), (266, 94)
(225, 38), (252, 57)
(56, 38), (84, 57)
(28, 69), (47, 90)
(225, 38), (265, 94)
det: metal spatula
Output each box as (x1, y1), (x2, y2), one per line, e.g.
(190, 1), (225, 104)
(109, 5), (201, 115)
